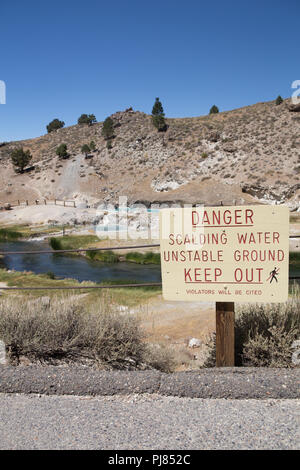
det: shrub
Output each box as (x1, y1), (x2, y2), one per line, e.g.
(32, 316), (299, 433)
(81, 144), (90, 157)
(102, 117), (115, 140)
(209, 105), (219, 114)
(0, 297), (175, 371)
(49, 237), (62, 250)
(276, 95), (283, 105)
(56, 143), (68, 159)
(89, 140), (96, 151)
(204, 287), (300, 367)
(47, 119), (65, 133)
(86, 249), (119, 263)
(77, 114), (96, 125)
(45, 271), (56, 279)
(10, 147), (32, 173)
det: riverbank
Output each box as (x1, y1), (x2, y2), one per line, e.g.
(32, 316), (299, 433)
(49, 234), (161, 264)
(0, 268), (161, 307)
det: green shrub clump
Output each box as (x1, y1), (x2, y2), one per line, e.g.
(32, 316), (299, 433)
(87, 249), (119, 263)
(0, 228), (22, 241)
(204, 287), (300, 367)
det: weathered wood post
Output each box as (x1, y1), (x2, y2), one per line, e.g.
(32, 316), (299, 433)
(216, 302), (235, 367)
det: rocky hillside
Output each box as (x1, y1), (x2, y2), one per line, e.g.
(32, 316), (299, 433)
(0, 99), (299, 208)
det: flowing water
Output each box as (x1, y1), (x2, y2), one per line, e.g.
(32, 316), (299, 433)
(0, 240), (298, 284)
(0, 240), (161, 283)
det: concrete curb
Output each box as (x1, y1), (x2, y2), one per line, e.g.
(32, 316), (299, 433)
(0, 366), (299, 398)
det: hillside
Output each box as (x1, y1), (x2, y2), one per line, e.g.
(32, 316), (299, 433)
(0, 99), (299, 209)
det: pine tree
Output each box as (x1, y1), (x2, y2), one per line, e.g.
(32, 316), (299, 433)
(276, 95), (283, 105)
(209, 105), (219, 114)
(102, 117), (115, 140)
(78, 114), (97, 125)
(89, 140), (96, 151)
(152, 97), (167, 131)
(10, 147), (32, 173)
(47, 118), (65, 133)
(56, 143), (68, 159)
(81, 144), (90, 157)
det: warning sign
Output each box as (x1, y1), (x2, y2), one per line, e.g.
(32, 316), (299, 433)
(159, 205), (289, 303)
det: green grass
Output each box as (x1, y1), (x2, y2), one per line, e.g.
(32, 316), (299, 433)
(86, 249), (119, 263)
(98, 279), (161, 307)
(49, 236), (160, 265)
(0, 269), (161, 306)
(0, 228), (22, 242)
(1, 224), (64, 238)
(0, 268), (95, 298)
(125, 251), (160, 265)
(49, 234), (100, 251)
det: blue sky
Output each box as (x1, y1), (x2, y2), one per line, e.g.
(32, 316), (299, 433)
(0, 0), (299, 141)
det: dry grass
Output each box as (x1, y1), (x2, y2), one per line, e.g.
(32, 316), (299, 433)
(0, 296), (175, 372)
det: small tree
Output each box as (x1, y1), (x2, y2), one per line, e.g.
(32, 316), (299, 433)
(78, 114), (97, 125)
(47, 118), (65, 133)
(102, 117), (115, 140)
(10, 147), (32, 173)
(56, 143), (68, 159)
(89, 140), (96, 151)
(276, 95), (283, 105)
(81, 144), (90, 157)
(209, 105), (219, 114)
(152, 97), (167, 131)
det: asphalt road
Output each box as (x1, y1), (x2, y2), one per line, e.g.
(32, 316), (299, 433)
(0, 393), (298, 450)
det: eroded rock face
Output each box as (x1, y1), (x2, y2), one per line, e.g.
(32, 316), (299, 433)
(288, 103), (300, 112)
(241, 182), (300, 206)
(151, 176), (186, 192)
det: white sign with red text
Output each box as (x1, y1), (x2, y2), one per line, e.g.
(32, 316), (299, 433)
(159, 205), (289, 303)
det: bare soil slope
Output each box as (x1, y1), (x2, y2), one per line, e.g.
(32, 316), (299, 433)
(0, 99), (299, 208)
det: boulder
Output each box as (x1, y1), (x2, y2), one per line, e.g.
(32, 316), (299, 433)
(188, 338), (202, 349)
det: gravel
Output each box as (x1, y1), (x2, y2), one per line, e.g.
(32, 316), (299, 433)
(0, 393), (298, 449)
(0, 366), (299, 398)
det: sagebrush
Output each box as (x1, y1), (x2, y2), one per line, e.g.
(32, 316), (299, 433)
(0, 297), (175, 372)
(204, 286), (300, 367)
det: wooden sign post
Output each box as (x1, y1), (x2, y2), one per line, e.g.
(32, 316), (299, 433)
(159, 205), (289, 367)
(216, 302), (235, 366)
